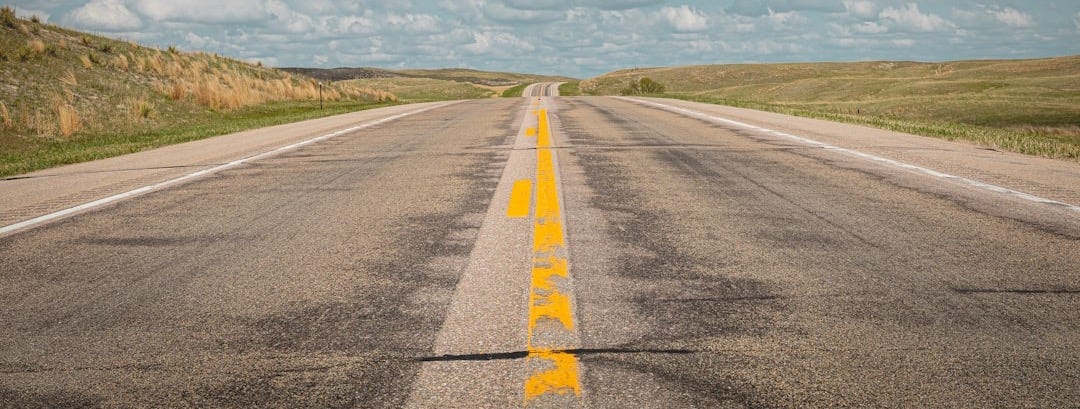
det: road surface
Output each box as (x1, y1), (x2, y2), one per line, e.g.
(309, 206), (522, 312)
(2, 89), (1078, 408)
(523, 82), (562, 97)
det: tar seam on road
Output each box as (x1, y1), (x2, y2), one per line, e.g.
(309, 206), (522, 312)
(418, 348), (693, 362)
(0, 102), (459, 237)
(619, 97), (1080, 213)
(524, 105), (583, 405)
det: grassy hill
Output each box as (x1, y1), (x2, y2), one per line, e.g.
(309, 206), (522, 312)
(582, 57), (1080, 160)
(0, 8), (396, 177)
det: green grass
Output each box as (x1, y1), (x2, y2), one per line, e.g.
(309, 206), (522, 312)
(558, 81), (581, 96)
(339, 77), (494, 102)
(1, 100), (395, 178)
(501, 83), (530, 97)
(582, 57), (1080, 160)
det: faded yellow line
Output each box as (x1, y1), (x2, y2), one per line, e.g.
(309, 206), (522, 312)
(524, 107), (582, 404)
(507, 180), (532, 218)
(526, 127), (537, 137)
(524, 349), (581, 399)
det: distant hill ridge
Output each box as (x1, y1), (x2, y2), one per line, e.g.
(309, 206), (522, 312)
(283, 67), (575, 87)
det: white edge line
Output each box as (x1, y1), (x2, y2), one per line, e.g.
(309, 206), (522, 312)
(617, 97), (1080, 213)
(0, 102), (459, 236)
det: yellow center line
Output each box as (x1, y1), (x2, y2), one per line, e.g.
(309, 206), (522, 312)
(524, 107), (582, 404)
(507, 180), (532, 218)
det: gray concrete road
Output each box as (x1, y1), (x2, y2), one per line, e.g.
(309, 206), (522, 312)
(1, 96), (1077, 408)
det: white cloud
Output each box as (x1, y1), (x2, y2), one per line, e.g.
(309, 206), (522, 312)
(852, 21), (887, 34)
(464, 31), (535, 54)
(64, 0), (142, 31)
(184, 32), (219, 49)
(892, 39), (915, 47)
(842, 0), (877, 20)
(132, 0), (268, 23)
(831, 37), (875, 47)
(334, 13), (378, 35)
(483, 2), (563, 23)
(987, 6), (1033, 28)
(880, 3), (952, 32)
(659, 5), (709, 32)
(765, 9), (806, 29)
(387, 14), (441, 33)
(1074, 12), (1080, 31)
(265, 0), (315, 33)
(728, 0), (844, 17)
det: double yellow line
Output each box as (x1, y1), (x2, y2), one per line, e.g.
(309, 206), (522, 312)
(508, 105), (582, 405)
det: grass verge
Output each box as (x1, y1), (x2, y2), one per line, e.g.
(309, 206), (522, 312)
(501, 83), (529, 97)
(1, 100), (395, 178)
(558, 81), (581, 96)
(653, 93), (1080, 160)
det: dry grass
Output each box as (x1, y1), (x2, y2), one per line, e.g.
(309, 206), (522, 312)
(136, 53), (397, 111)
(0, 102), (12, 129)
(79, 54), (93, 69)
(113, 53), (129, 71)
(55, 104), (80, 137)
(125, 97), (155, 121)
(27, 39), (45, 54)
(60, 70), (78, 86)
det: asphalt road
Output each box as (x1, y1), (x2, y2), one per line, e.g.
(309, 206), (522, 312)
(523, 82), (562, 97)
(1, 94), (1077, 408)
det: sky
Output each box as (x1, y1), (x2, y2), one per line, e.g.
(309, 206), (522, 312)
(11, 1), (1080, 78)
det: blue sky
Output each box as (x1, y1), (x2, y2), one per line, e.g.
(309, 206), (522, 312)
(12, 1), (1080, 78)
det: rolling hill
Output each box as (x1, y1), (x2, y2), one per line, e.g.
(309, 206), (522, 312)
(582, 56), (1080, 159)
(0, 7), (396, 177)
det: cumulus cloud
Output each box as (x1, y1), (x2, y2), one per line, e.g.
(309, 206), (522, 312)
(387, 14), (442, 33)
(659, 5), (708, 32)
(581, 0), (669, 11)
(483, 2), (564, 23)
(986, 6), (1033, 28)
(842, 0), (877, 20)
(765, 9), (807, 29)
(728, 0), (844, 17)
(952, 5), (1037, 31)
(464, 31), (535, 54)
(132, 0), (268, 23)
(265, 0), (316, 33)
(892, 38), (915, 47)
(852, 21), (887, 34)
(64, 0), (142, 31)
(879, 3), (953, 32)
